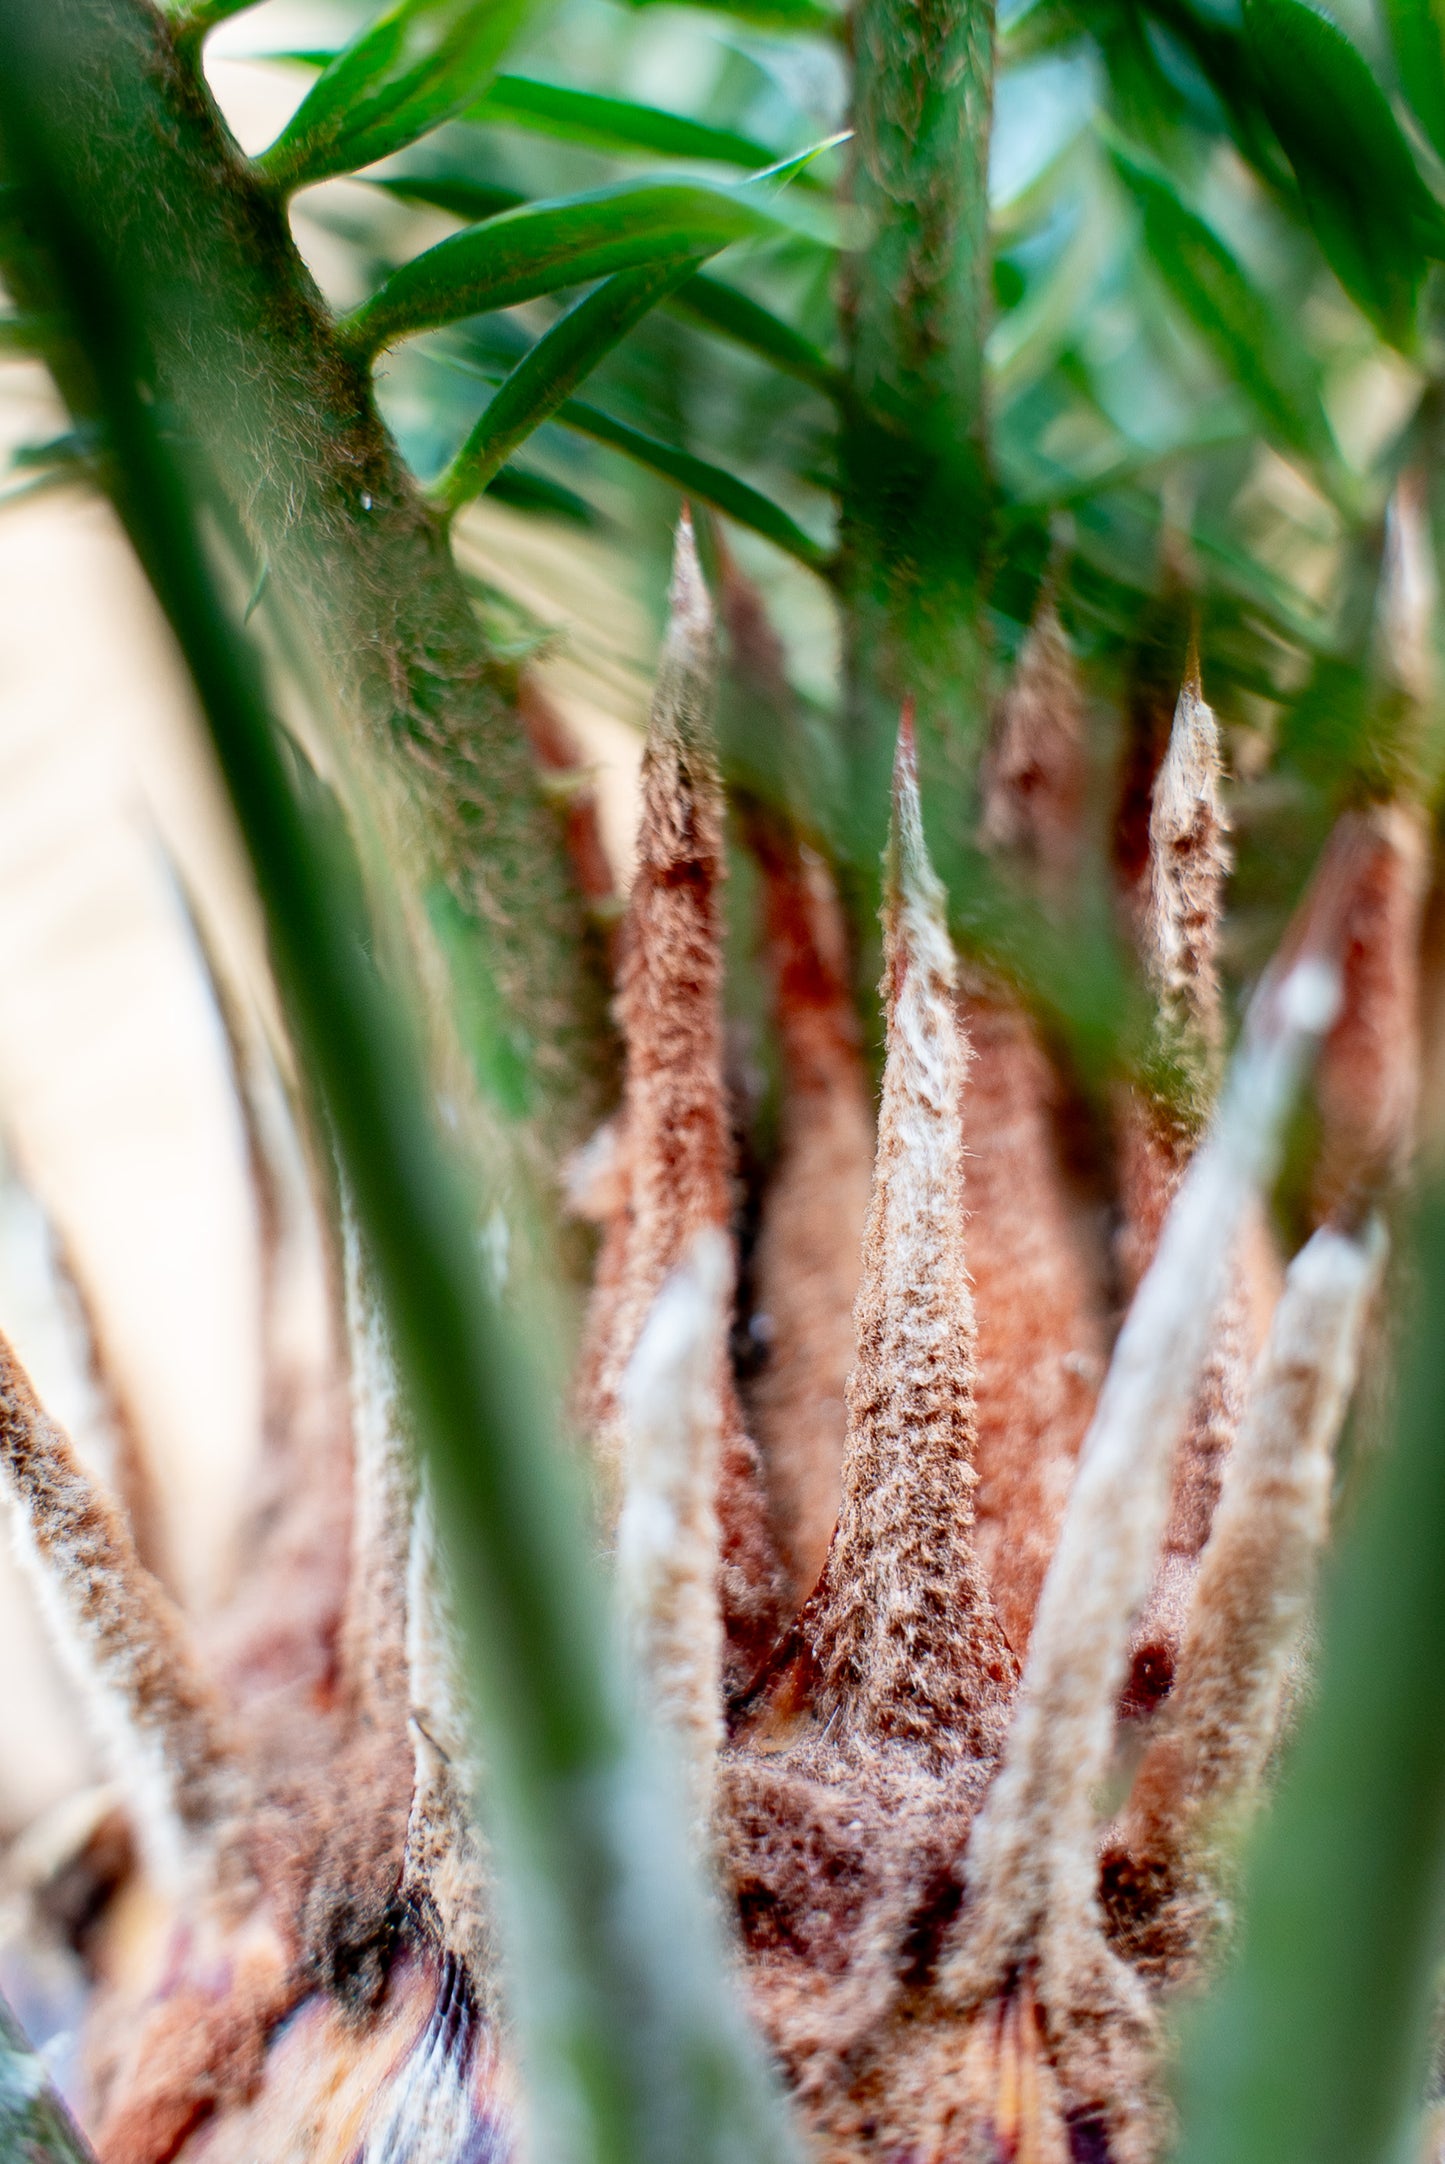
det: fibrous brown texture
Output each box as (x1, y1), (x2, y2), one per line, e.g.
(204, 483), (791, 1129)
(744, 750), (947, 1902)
(980, 595), (1089, 900)
(0, 487), (1419, 2164)
(0, 1333), (247, 1900)
(968, 606), (1108, 1658)
(1104, 1219), (1384, 1982)
(807, 713), (1017, 1761)
(743, 819), (873, 1601)
(963, 980), (1109, 1659)
(941, 923), (1347, 2154)
(721, 715), (1018, 2126)
(1118, 662), (1266, 1708)
(576, 516), (783, 1690)
(1312, 799), (1429, 1223)
(1117, 658), (1230, 1285)
(617, 1229), (730, 1824)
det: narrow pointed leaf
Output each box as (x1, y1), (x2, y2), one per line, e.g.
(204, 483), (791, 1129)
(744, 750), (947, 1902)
(1109, 139), (1339, 476)
(256, 0), (532, 194)
(1382, 0), (1445, 162)
(167, 0), (266, 32)
(1244, 0), (1443, 347)
(669, 271), (842, 394)
(557, 397), (831, 568)
(470, 75), (784, 168)
(439, 255), (710, 507)
(345, 177), (779, 354)
(370, 172), (526, 221)
(616, 0), (836, 30)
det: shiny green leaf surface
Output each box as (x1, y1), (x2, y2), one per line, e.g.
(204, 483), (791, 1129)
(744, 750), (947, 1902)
(257, 0), (532, 193)
(439, 255), (709, 505)
(346, 177), (779, 353)
(557, 396), (831, 567)
(1244, 0), (1442, 347)
(1108, 138), (1339, 478)
(670, 271), (842, 393)
(470, 75), (782, 168)
(1382, 0), (1445, 162)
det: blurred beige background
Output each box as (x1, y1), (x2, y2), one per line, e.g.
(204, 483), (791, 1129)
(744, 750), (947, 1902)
(0, 27), (656, 1840)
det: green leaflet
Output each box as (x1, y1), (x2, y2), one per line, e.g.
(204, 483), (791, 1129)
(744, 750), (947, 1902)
(1108, 138), (1339, 479)
(256, 0), (532, 194)
(556, 397), (831, 569)
(1244, 0), (1444, 349)
(344, 176), (782, 354)
(470, 76), (784, 170)
(1382, 0), (1445, 163)
(167, 0), (267, 32)
(670, 273), (842, 395)
(369, 173), (526, 221)
(613, 0), (837, 32)
(438, 256), (710, 507)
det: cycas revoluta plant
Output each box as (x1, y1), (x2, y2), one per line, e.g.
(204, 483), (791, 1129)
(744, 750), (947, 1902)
(3, 0), (1445, 2159)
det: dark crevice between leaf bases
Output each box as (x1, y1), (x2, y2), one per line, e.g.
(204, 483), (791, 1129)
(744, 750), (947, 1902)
(0, 0), (613, 1181)
(0, 32), (805, 2164)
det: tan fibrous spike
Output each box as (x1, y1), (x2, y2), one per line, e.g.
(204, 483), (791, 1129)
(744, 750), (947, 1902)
(1118, 657), (1255, 1705)
(1313, 799), (1429, 1225)
(942, 919), (1345, 2125)
(743, 817), (873, 1602)
(617, 1228), (730, 1828)
(576, 512), (782, 1686)
(806, 710), (1017, 1764)
(0, 1140), (164, 1584)
(1105, 1219), (1384, 1978)
(0, 1331), (248, 1900)
(1141, 648), (1230, 1104)
(980, 594), (1089, 901)
(1117, 654), (1230, 1295)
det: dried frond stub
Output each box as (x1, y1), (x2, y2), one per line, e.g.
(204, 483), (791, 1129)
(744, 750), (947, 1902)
(1313, 799), (1429, 1223)
(1116, 657), (1254, 1703)
(617, 1227), (730, 1825)
(808, 709), (1016, 1763)
(0, 1333), (248, 1902)
(963, 981), (1109, 1659)
(1142, 647), (1230, 1111)
(1106, 1219), (1385, 1978)
(981, 594), (1089, 899)
(575, 512), (782, 1686)
(744, 820), (873, 1600)
(943, 919), (1345, 2109)
(967, 606), (1108, 1658)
